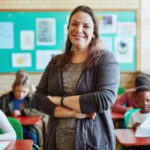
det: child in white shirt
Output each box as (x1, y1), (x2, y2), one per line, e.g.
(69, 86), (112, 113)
(0, 109), (16, 140)
(128, 86), (150, 129)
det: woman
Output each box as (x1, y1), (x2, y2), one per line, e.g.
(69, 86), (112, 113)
(34, 5), (119, 150)
(0, 109), (16, 140)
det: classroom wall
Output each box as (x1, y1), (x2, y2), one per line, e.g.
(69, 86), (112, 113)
(0, 72), (139, 95)
(0, 0), (142, 94)
(141, 0), (150, 75)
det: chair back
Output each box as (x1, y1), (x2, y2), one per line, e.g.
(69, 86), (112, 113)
(118, 86), (125, 95)
(8, 117), (23, 139)
(124, 108), (140, 128)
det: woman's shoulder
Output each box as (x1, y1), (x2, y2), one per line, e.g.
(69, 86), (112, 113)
(47, 54), (63, 66)
(97, 49), (118, 64)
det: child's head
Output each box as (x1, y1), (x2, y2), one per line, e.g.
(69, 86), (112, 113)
(135, 86), (150, 113)
(16, 69), (29, 79)
(135, 75), (149, 88)
(12, 75), (31, 100)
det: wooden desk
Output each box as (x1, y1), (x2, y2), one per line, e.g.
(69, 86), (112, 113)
(0, 140), (33, 150)
(9, 116), (41, 125)
(111, 112), (124, 120)
(115, 129), (150, 148)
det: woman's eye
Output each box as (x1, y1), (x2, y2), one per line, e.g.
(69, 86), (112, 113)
(71, 23), (77, 26)
(84, 25), (89, 28)
(146, 99), (150, 102)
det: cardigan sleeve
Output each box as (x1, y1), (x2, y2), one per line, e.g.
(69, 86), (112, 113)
(79, 51), (120, 114)
(33, 60), (57, 116)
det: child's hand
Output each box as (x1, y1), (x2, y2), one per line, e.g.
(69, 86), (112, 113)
(132, 123), (141, 130)
(12, 110), (21, 117)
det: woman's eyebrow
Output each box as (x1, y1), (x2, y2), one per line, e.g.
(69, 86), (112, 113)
(71, 19), (91, 25)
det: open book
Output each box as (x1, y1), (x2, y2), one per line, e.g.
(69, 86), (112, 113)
(135, 117), (150, 137)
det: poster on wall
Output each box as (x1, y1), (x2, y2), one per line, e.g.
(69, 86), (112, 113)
(99, 14), (117, 34)
(0, 22), (14, 49)
(114, 37), (133, 63)
(20, 30), (34, 50)
(118, 22), (136, 36)
(101, 37), (112, 52)
(64, 24), (68, 43)
(12, 53), (31, 67)
(36, 18), (56, 45)
(36, 50), (62, 70)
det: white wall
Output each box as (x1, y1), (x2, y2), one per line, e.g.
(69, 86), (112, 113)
(141, 0), (150, 74)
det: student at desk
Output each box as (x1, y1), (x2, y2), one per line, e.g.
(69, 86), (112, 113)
(124, 86), (150, 150)
(0, 74), (41, 146)
(112, 75), (149, 114)
(0, 109), (16, 140)
(128, 86), (150, 129)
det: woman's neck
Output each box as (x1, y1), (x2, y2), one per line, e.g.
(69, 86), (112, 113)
(71, 51), (88, 63)
(71, 48), (89, 63)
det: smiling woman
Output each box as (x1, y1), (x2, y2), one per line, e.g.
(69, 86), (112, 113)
(68, 11), (94, 52)
(34, 5), (120, 150)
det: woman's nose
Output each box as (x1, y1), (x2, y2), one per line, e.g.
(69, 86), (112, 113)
(77, 25), (83, 33)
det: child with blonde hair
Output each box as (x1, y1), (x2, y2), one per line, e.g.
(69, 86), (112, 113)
(0, 75), (40, 145)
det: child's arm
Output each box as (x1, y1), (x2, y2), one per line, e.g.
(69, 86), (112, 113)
(132, 123), (141, 130)
(128, 113), (141, 129)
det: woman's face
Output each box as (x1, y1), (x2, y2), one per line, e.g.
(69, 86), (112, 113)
(14, 85), (29, 100)
(68, 11), (94, 51)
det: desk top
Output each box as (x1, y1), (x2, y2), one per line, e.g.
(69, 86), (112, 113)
(9, 116), (41, 125)
(115, 129), (150, 146)
(0, 140), (33, 150)
(111, 112), (124, 120)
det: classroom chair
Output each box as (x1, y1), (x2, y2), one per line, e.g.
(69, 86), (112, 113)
(118, 86), (125, 95)
(8, 117), (39, 150)
(124, 108), (140, 128)
(8, 117), (23, 139)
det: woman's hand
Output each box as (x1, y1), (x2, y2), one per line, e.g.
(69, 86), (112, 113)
(74, 112), (96, 120)
(47, 95), (61, 105)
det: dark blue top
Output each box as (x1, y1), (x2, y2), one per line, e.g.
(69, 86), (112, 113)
(12, 98), (25, 110)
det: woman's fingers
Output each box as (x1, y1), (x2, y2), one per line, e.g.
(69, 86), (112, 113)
(86, 113), (96, 119)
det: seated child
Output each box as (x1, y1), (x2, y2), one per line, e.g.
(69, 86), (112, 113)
(0, 74), (42, 145)
(112, 75), (150, 114)
(128, 86), (150, 129)
(0, 109), (16, 140)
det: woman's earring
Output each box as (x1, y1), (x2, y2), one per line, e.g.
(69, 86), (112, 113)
(71, 47), (74, 52)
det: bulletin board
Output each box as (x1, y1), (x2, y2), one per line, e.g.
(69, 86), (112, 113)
(0, 11), (136, 73)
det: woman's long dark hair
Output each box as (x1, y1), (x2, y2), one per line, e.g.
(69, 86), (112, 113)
(56, 5), (103, 70)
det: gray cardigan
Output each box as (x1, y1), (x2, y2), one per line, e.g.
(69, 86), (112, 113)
(34, 50), (120, 150)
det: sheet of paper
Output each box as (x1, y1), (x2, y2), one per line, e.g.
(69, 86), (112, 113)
(118, 22), (136, 36)
(20, 30), (34, 50)
(0, 141), (10, 150)
(0, 22), (14, 49)
(99, 14), (117, 34)
(135, 117), (150, 137)
(64, 24), (68, 43)
(101, 37), (112, 52)
(114, 37), (133, 63)
(36, 18), (56, 45)
(12, 53), (31, 67)
(36, 50), (62, 70)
